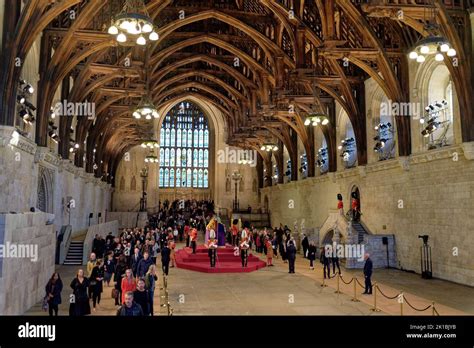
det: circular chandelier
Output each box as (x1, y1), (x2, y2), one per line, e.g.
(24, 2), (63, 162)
(133, 96), (159, 120)
(144, 151), (159, 163)
(408, 36), (456, 63)
(107, 0), (159, 46)
(304, 113), (329, 126)
(141, 140), (159, 148)
(260, 143), (278, 152)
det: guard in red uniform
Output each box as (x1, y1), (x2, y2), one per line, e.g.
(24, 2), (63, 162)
(190, 227), (198, 254)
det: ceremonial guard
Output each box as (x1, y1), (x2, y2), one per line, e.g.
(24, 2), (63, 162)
(240, 227), (250, 267)
(207, 229), (218, 267)
(190, 227), (198, 254)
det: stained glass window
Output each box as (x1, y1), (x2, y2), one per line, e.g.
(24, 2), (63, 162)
(159, 101), (210, 188)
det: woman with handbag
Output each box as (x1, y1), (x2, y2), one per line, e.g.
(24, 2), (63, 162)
(44, 272), (63, 316)
(90, 259), (104, 312)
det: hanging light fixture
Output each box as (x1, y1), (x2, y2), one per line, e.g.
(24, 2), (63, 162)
(133, 46), (159, 120)
(144, 150), (159, 163)
(141, 140), (159, 148)
(408, 2), (456, 64)
(304, 112), (330, 127)
(260, 143), (278, 152)
(107, 0), (159, 46)
(304, 80), (330, 127)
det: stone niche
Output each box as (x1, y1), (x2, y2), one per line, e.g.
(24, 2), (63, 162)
(0, 212), (55, 315)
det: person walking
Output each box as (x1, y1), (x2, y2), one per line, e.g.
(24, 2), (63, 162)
(161, 242), (171, 276)
(363, 253), (373, 295)
(45, 272), (63, 316)
(145, 265), (158, 316)
(113, 255), (127, 306)
(90, 259), (104, 312)
(320, 247), (331, 279)
(133, 278), (151, 316)
(301, 234), (309, 259)
(332, 254), (341, 276)
(104, 253), (115, 287)
(308, 242), (317, 270)
(287, 240), (297, 274)
(116, 292), (144, 316)
(136, 251), (153, 278)
(120, 269), (136, 305)
(69, 269), (90, 316)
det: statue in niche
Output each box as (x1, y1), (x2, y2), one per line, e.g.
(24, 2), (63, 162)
(130, 176), (136, 191)
(239, 177), (244, 192)
(225, 176), (231, 192)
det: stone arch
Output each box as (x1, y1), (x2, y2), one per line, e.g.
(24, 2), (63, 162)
(337, 106), (357, 169)
(412, 57), (462, 152)
(348, 183), (361, 215)
(37, 166), (54, 213)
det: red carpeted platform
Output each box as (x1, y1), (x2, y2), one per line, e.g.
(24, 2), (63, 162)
(175, 245), (266, 273)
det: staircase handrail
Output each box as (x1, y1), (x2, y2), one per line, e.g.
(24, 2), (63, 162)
(59, 225), (72, 264)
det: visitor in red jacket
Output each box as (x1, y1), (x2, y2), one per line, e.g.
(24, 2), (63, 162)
(120, 269), (136, 305)
(190, 228), (198, 254)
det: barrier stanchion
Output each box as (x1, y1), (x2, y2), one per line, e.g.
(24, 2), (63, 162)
(321, 276), (328, 287)
(370, 282), (381, 312)
(400, 292), (404, 316)
(334, 273), (341, 294)
(351, 277), (359, 302)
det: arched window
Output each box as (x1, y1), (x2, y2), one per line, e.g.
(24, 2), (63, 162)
(159, 101), (210, 188)
(130, 176), (136, 191)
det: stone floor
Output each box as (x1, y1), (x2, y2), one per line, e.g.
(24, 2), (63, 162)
(25, 243), (474, 316)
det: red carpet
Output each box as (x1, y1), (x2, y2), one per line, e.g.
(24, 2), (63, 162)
(175, 245), (266, 273)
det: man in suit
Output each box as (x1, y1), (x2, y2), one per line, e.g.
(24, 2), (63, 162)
(320, 247), (331, 279)
(130, 247), (142, 277)
(287, 240), (297, 274)
(363, 253), (373, 294)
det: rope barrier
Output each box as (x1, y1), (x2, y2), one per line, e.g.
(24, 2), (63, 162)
(351, 277), (360, 302)
(376, 284), (400, 300)
(339, 274), (354, 285)
(355, 277), (365, 289)
(403, 294), (433, 312)
(370, 283), (381, 312)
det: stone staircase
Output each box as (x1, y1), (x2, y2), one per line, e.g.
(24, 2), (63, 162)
(63, 240), (84, 265)
(352, 221), (369, 243)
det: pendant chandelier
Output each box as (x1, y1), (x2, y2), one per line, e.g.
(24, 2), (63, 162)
(141, 140), (159, 148)
(144, 150), (159, 163)
(304, 80), (330, 127)
(107, 0), (159, 46)
(133, 48), (159, 120)
(132, 95), (159, 119)
(304, 112), (329, 126)
(408, 2), (456, 63)
(260, 143), (278, 152)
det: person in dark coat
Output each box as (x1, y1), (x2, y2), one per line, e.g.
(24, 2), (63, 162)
(104, 253), (115, 287)
(113, 255), (127, 306)
(308, 242), (317, 270)
(332, 253), (341, 275)
(90, 260), (104, 311)
(136, 251), (153, 278)
(130, 247), (142, 277)
(287, 240), (297, 274)
(69, 269), (90, 316)
(363, 253), (373, 295)
(161, 242), (171, 276)
(45, 272), (63, 316)
(301, 234), (309, 259)
(133, 278), (151, 316)
(320, 247), (331, 279)
(116, 291), (143, 316)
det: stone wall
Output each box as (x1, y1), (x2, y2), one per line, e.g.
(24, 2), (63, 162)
(0, 126), (112, 236)
(261, 144), (474, 286)
(0, 212), (55, 315)
(106, 212), (148, 229)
